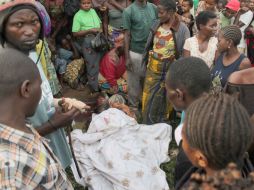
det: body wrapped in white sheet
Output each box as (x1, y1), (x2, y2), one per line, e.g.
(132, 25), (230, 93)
(71, 108), (172, 190)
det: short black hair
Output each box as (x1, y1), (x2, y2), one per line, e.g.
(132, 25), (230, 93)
(0, 48), (39, 100)
(183, 0), (194, 8)
(196, 11), (217, 30)
(166, 57), (211, 98)
(159, 0), (177, 12)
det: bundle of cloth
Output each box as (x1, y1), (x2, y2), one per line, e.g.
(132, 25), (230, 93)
(70, 108), (172, 190)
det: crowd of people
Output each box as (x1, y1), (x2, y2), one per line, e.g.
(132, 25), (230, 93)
(0, 0), (254, 189)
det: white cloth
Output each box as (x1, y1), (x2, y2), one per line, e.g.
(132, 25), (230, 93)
(238, 10), (254, 48)
(183, 36), (218, 68)
(71, 108), (172, 190)
(174, 123), (183, 146)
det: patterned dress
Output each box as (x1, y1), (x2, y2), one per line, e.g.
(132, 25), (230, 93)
(142, 26), (176, 124)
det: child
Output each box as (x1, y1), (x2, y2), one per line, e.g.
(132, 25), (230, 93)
(165, 57), (212, 187)
(220, 0), (240, 28)
(233, 0), (254, 53)
(177, 92), (254, 189)
(72, 0), (104, 92)
(181, 0), (195, 36)
(0, 48), (73, 189)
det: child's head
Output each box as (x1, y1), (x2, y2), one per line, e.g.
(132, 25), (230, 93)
(166, 57), (211, 111)
(181, 0), (193, 13)
(217, 0), (227, 11)
(217, 25), (242, 52)
(0, 48), (41, 117)
(80, 0), (92, 11)
(182, 92), (253, 172)
(204, 0), (218, 11)
(240, 0), (250, 11)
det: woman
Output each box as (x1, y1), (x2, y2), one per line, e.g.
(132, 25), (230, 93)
(211, 25), (251, 88)
(98, 33), (127, 94)
(176, 92), (254, 189)
(142, 0), (190, 124)
(183, 11), (218, 68)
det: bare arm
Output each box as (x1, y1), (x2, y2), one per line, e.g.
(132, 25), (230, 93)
(239, 57), (252, 70)
(124, 30), (130, 59)
(183, 49), (191, 57)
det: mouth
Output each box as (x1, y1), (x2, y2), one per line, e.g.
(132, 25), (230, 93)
(23, 39), (37, 45)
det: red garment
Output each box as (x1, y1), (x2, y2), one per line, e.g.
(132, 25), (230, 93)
(99, 49), (126, 87)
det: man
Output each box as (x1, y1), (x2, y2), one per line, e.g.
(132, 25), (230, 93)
(122, 0), (157, 110)
(165, 57), (212, 189)
(0, 48), (73, 189)
(0, 0), (85, 169)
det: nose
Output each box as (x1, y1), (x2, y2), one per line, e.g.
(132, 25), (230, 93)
(23, 25), (36, 37)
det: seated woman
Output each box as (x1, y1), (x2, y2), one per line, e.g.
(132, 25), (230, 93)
(98, 34), (127, 94)
(176, 92), (254, 189)
(183, 11), (218, 69)
(211, 25), (251, 88)
(225, 67), (254, 164)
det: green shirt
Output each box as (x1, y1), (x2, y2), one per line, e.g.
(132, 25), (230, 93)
(72, 9), (101, 32)
(123, 1), (157, 54)
(220, 12), (231, 28)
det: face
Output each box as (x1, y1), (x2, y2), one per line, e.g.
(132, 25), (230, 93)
(61, 38), (71, 50)
(158, 5), (174, 24)
(181, 1), (191, 13)
(224, 8), (237, 18)
(205, 0), (216, 10)
(217, 32), (230, 53)
(240, 0), (250, 11)
(5, 9), (41, 53)
(200, 18), (217, 37)
(165, 81), (185, 111)
(80, 0), (92, 11)
(249, 0), (254, 11)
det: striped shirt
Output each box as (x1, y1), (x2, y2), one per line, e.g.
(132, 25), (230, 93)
(0, 123), (73, 190)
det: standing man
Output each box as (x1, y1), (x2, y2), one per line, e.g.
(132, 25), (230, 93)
(122, 0), (157, 111)
(0, 0), (85, 169)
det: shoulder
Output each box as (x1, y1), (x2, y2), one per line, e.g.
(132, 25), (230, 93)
(239, 56), (252, 69)
(73, 10), (83, 19)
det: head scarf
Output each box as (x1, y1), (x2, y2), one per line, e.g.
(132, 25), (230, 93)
(0, 0), (51, 46)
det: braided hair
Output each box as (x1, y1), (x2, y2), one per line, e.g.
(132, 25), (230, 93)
(184, 92), (253, 170)
(220, 25), (242, 46)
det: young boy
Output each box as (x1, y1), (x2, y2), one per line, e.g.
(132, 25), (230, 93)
(220, 0), (240, 28)
(0, 48), (73, 189)
(72, 0), (103, 92)
(181, 0), (194, 36)
(165, 57), (212, 189)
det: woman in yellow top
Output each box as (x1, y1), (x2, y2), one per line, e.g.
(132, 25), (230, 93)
(142, 0), (179, 124)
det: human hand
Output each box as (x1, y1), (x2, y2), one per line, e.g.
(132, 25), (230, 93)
(91, 28), (101, 34)
(59, 97), (91, 113)
(50, 108), (80, 128)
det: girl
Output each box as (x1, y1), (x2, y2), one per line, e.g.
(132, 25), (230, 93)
(176, 92), (254, 189)
(211, 25), (251, 88)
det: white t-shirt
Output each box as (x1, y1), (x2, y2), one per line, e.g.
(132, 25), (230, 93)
(238, 10), (254, 48)
(183, 36), (218, 68)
